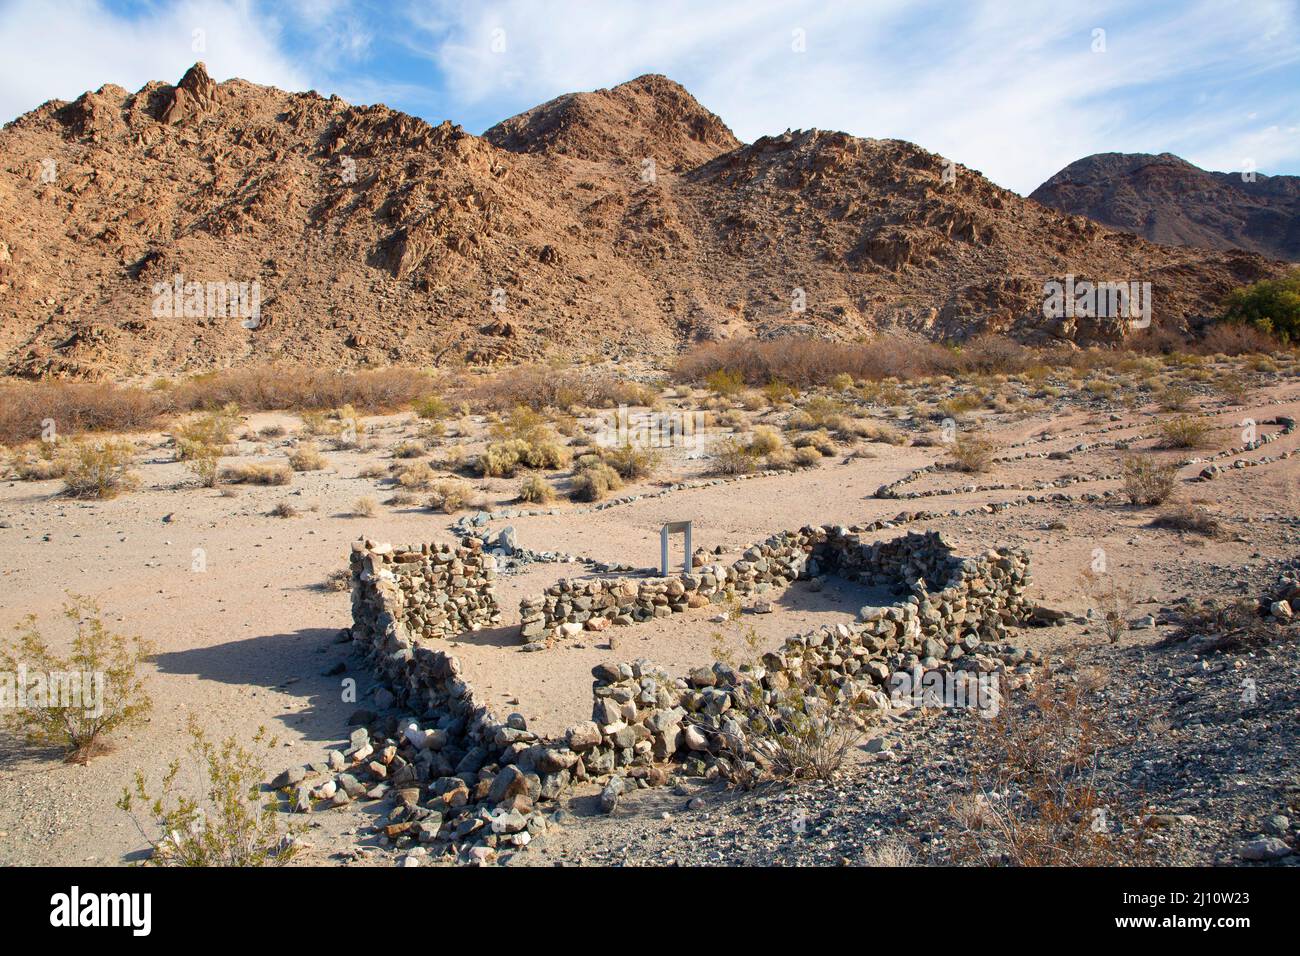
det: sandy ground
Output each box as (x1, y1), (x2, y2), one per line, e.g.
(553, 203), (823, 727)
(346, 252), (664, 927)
(1, 369), (1297, 865)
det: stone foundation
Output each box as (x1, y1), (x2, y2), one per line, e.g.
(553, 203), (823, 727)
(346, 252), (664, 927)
(341, 527), (1036, 854)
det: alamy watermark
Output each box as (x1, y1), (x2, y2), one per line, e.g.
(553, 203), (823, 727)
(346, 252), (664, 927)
(1042, 274), (1151, 328)
(889, 666), (1001, 718)
(594, 405), (709, 450)
(0, 666), (104, 718)
(151, 272), (262, 328)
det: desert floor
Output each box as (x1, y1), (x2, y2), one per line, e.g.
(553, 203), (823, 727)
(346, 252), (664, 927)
(1, 361), (1297, 866)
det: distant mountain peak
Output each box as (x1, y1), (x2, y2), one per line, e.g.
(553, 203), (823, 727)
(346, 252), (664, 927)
(1032, 152), (1300, 260)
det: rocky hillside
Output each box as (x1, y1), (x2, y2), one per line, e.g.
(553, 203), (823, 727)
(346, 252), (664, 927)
(1031, 152), (1300, 262)
(0, 65), (1288, 380)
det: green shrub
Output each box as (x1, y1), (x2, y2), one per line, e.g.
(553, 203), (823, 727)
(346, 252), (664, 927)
(1, 595), (153, 763)
(1220, 269), (1300, 343)
(219, 462), (292, 486)
(119, 716), (299, 866)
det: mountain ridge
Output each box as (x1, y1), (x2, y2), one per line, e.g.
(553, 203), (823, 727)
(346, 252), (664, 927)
(0, 64), (1288, 380)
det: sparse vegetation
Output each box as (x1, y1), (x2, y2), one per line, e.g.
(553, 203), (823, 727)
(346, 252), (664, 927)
(947, 433), (999, 473)
(62, 439), (139, 499)
(220, 462), (293, 486)
(1155, 415), (1214, 450)
(429, 479), (475, 513)
(0, 596), (153, 763)
(288, 442), (327, 471)
(950, 672), (1152, 865)
(118, 716), (299, 866)
(518, 474), (557, 504)
(1120, 455), (1178, 506)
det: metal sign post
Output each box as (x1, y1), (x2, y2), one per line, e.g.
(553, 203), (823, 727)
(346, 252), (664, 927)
(660, 521), (693, 576)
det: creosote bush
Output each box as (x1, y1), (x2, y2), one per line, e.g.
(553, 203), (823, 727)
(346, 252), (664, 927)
(1120, 455), (1178, 506)
(947, 433), (999, 473)
(1155, 415), (1214, 450)
(119, 716), (299, 867)
(63, 439), (139, 499)
(0, 595), (153, 763)
(569, 460), (623, 502)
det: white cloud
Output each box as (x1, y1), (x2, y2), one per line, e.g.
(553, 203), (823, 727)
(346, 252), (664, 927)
(397, 0), (1300, 192)
(0, 0), (309, 122)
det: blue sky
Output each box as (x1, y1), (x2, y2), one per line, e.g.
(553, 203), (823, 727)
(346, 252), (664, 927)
(1, 0), (1297, 194)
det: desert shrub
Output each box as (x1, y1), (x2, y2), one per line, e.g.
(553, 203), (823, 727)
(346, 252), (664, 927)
(518, 474), (557, 504)
(569, 462), (623, 501)
(747, 426), (783, 456)
(1215, 371), (1252, 405)
(1156, 384), (1192, 411)
(351, 496), (378, 517)
(763, 447), (797, 471)
(793, 445), (823, 468)
(791, 429), (837, 456)
(709, 436), (758, 475)
(269, 502), (298, 518)
(174, 404), (240, 457)
(1155, 415), (1213, 450)
(947, 434), (999, 473)
(829, 372), (855, 391)
(429, 479), (475, 513)
(13, 441), (71, 481)
(288, 442), (327, 471)
(413, 394), (450, 419)
(790, 395), (848, 430)
(321, 568), (352, 592)
(1078, 568), (1135, 644)
(938, 392), (985, 418)
(705, 368), (745, 398)
(118, 716), (299, 866)
(0, 368), (430, 447)
(738, 390), (766, 411)
(479, 439), (529, 478)
(356, 463), (388, 480)
(184, 441), (222, 488)
(676, 334), (963, 387)
(949, 673), (1151, 866)
(1149, 502), (1220, 536)
(396, 461), (436, 490)
(1162, 597), (1286, 653)
(1120, 455), (1178, 506)
(762, 380), (799, 405)
(63, 440), (139, 499)
(1220, 269), (1300, 344)
(0, 595), (153, 763)
(219, 462), (292, 486)
(257, 424), (286, 439)
(470, 365), (656, 412)
(602, 443), (659, 480)
(391, 440), (425, 459)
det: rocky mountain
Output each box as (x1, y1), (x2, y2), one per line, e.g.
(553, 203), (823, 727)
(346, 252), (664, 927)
(1031, 152), (1300, 262)
(0, 65), (1288, 380)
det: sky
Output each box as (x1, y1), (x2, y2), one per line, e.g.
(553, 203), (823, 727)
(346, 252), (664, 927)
(1, 0), (1297, 194)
